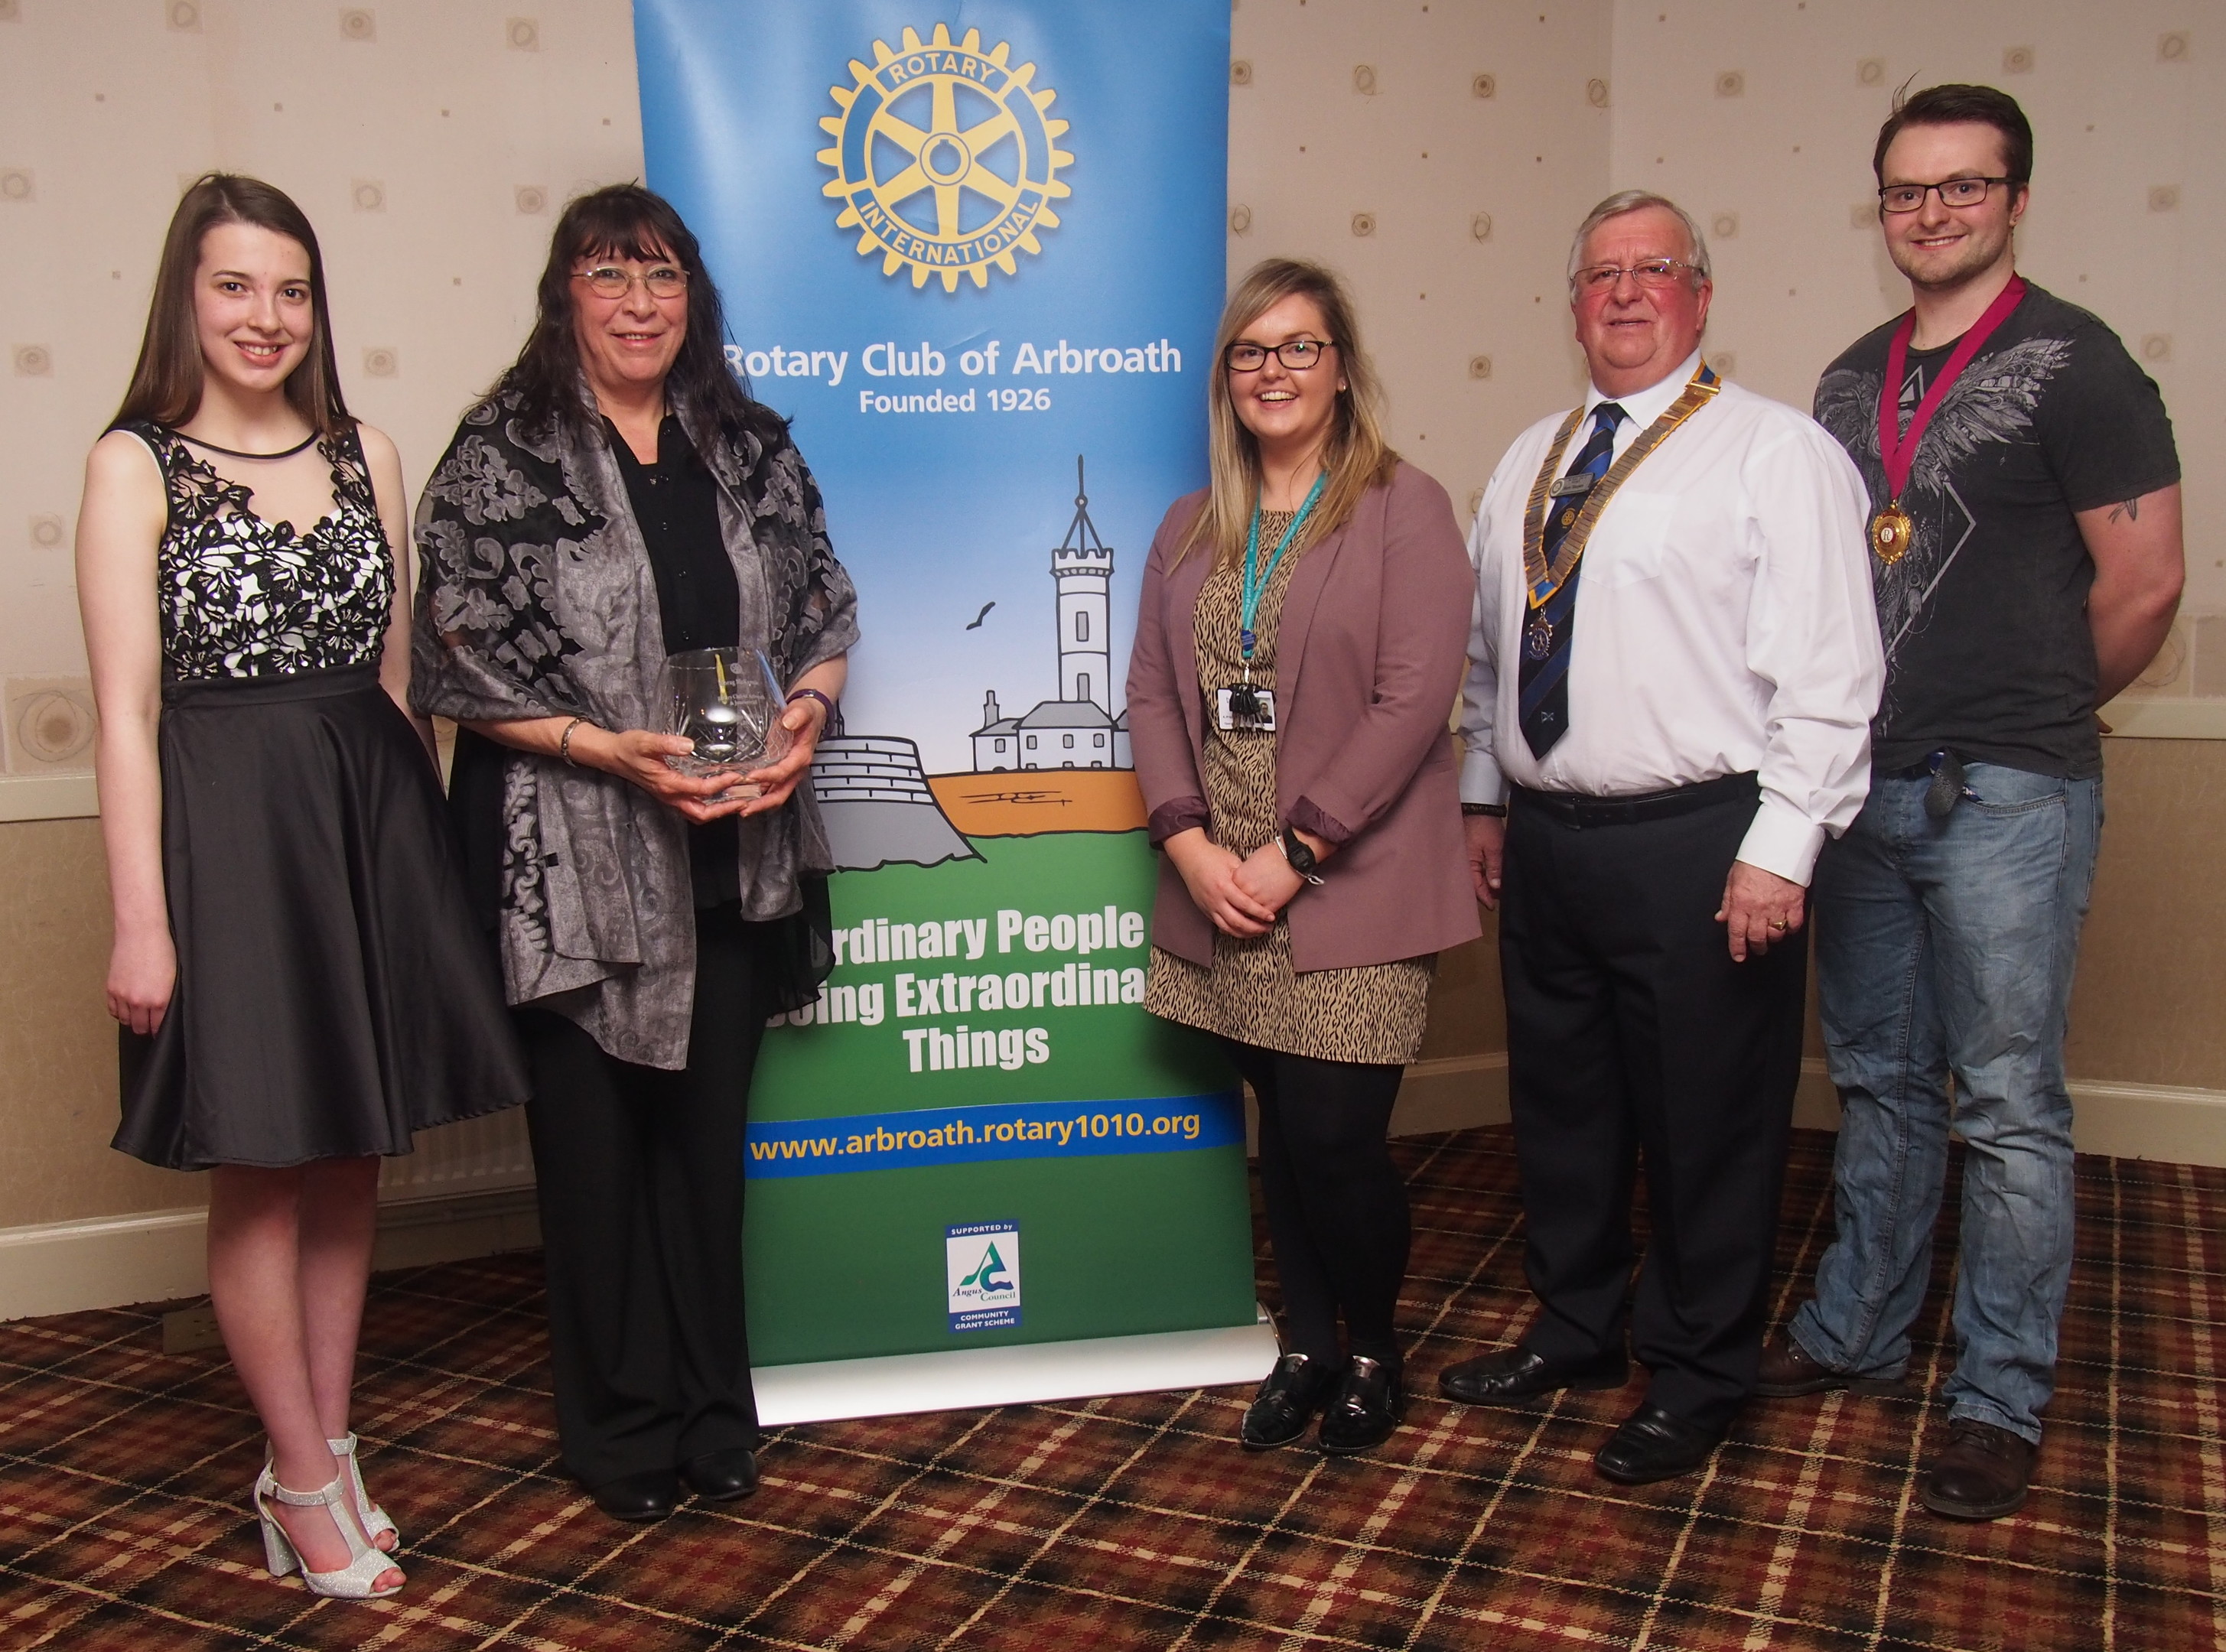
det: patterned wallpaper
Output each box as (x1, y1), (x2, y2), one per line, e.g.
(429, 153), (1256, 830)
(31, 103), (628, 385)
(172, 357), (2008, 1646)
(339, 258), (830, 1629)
(1606, 0), (2218, 711)
(0, 0), (2214, 782)
(1233, 0), (2216, 717)
(1229, 0), (1613, 525)
(0, 0), (645, 776)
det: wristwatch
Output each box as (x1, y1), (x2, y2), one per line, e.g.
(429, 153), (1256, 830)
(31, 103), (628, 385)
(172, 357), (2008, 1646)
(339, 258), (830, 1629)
(1461, 802), (1507, 817)
(1278, 824), (1324, 884)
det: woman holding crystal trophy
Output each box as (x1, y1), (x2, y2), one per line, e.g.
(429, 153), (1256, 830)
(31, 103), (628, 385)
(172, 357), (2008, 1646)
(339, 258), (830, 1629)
(412, 185), (858, 1525)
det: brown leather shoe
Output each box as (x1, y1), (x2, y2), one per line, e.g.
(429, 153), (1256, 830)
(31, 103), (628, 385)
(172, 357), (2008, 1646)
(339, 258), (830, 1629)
(1755, 1331), (1909, 1399)
(1919, 1419), (2036, 1520)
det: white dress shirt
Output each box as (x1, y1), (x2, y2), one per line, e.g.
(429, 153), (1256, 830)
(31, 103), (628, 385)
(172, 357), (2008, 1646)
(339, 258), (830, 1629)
(1459, 350), (1884, 886)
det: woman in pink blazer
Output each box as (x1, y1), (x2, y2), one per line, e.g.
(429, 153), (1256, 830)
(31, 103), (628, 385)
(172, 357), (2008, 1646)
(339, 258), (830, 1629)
(1128, 259), (1479, 1455)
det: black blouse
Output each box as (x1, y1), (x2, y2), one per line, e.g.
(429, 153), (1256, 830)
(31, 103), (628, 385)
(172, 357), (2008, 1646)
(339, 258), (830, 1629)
(608, 415), (744, 908)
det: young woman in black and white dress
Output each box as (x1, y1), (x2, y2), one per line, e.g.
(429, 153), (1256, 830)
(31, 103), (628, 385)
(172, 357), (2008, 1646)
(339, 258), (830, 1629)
(75, 174), (526, 1602)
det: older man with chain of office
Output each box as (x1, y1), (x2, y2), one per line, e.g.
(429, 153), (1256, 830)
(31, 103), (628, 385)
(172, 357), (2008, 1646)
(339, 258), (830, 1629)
(1444, 192), (1882, 1485)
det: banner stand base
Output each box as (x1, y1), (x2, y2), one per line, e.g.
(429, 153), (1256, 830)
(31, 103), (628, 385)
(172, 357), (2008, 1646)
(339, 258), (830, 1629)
(755, 1308), (1281, 1426)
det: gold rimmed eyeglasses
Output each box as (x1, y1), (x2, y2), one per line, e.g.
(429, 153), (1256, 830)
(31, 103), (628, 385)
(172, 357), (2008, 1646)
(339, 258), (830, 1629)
(573, 265), (690, 301)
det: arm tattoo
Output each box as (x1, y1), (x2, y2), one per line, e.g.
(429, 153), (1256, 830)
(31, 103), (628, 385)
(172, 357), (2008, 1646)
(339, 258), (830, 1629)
(2108, 496), (2142, 525)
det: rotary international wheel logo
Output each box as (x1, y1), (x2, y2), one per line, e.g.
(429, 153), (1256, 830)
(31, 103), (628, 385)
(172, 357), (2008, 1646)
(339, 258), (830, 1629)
(819, 24), (1072, 293)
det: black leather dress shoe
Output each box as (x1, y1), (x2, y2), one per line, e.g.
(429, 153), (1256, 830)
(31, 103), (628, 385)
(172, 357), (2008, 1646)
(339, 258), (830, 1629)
(681, 1448), (760, 1503)
(1316, 1355), (1405, 1455)
(1438, 1345), (1629, 1407)
(1241, 1352), (1342, 1451)
(591, 1468), (679, 1522)
(1593, 1402), (1728, 1485)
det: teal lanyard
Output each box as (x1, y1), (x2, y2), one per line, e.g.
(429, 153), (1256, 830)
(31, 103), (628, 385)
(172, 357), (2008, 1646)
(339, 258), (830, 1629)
(1240, 472), (1329, 665)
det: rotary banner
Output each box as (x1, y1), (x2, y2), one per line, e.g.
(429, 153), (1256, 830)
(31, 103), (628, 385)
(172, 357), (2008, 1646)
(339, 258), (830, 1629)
(632, 0), (1272, 1420)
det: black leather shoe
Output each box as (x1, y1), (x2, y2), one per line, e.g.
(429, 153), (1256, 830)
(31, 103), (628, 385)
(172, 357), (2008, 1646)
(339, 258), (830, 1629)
(681, 1448), (760, 1503)
(1919, 1419), (2035, 1520)
(591, 1468), (679, 1522)
(1241, 1352), (1342, 1451)
(1316, 1355), (1405, 1455)
(1593, 1403), (1728, 1485)
(1439, 1345), (1629, 1407)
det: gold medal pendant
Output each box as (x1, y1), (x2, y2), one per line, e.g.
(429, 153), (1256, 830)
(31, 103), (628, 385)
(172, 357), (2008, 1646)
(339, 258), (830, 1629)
(1870, 502), (1914, 565)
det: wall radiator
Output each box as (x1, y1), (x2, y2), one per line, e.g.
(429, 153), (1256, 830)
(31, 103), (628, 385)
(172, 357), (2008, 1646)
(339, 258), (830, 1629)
(376, 1108), (537, 1202)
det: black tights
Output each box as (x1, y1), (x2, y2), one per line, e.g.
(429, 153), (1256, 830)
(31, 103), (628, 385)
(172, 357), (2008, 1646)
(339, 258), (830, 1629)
(1225, 1040), (1409, 1370)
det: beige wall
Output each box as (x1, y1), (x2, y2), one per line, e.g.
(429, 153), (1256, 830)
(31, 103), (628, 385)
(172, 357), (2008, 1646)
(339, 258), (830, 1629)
(0, 0), (646, 759)
(2068, 740), (2226, 1088)
(0, 818), (194, 1224)
(0, 1), (2218, 1235)
(1605, 0), (2221, 708)
(1229, 0), (1613, 516)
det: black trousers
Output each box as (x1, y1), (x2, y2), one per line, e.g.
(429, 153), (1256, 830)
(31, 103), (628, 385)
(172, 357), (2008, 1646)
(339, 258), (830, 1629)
(1499, 791), (1807, 1429)
(1224, 1040), (1409, 1369)
(516, 906), (773, 1490)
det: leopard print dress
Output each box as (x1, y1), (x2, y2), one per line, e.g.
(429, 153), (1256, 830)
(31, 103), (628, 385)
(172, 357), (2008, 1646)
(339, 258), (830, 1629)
(1144, 509), (1434, 1065)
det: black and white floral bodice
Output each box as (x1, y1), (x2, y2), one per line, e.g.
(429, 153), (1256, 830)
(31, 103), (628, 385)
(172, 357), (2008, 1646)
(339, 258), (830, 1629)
(127, 421), (395, 681)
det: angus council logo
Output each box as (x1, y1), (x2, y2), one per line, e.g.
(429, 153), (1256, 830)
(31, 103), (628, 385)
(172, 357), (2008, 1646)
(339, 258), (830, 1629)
(819, 24), (1072, 293)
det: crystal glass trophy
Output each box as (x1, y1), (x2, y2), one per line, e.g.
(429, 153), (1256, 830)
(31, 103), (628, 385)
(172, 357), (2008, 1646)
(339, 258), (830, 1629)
(662, 648), (792, 795)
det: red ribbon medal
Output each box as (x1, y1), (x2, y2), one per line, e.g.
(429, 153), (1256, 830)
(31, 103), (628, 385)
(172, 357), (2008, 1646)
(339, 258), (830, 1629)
(1871, 275), (2028, 564)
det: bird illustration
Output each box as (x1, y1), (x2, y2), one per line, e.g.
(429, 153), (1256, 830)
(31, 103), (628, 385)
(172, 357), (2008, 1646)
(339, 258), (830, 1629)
(964, 602), (996, 630)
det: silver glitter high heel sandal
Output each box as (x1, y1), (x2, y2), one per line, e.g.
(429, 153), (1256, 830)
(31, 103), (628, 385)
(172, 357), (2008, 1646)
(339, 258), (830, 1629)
(328, 1432), (399, 1550)
(252, 1465), (405, 1599)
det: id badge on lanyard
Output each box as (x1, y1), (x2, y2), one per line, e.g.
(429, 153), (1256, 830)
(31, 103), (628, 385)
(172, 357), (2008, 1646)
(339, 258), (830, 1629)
(1216, 683), (1277, 731)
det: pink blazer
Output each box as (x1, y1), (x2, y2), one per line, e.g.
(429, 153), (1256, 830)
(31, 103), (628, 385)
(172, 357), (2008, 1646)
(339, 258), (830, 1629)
(1125, 461), (1482, 971)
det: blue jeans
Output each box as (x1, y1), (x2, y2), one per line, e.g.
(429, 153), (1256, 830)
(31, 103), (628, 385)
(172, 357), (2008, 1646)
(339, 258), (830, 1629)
(1789, 763), (2101, 1443)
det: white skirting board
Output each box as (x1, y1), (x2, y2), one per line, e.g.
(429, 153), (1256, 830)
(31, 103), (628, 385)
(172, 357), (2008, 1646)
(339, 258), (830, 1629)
(1386, 1051), (1835, 1135)
(0, 1206), (212, 1323)
(0, 1186), (545, 1323)
(753, 1312), (1283, 1426)
(7, 1065), (2226, 1323)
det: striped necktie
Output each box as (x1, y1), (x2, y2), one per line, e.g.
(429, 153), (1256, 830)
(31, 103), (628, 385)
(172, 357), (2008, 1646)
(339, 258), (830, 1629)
(1518, 401), (1626, 758)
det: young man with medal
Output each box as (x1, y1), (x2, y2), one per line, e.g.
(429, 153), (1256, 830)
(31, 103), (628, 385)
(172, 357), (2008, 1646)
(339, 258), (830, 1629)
(1128, 259), (1476, 1456)
(1447, 193), (1881, 1485)
(1765, 85), (2183, 1521)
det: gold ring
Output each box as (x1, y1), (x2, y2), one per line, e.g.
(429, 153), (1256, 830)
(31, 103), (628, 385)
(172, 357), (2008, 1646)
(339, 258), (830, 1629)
(1769, 919), (1789, 932)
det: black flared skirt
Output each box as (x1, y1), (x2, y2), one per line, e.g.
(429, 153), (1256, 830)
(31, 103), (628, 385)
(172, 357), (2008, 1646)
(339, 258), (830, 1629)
(116, 664), (530, 1170)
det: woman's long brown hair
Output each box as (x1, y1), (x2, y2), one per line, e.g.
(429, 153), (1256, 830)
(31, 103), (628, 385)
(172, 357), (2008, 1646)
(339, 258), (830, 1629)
(111, 174), (351, 440)
(490, 183), (785, 447)
(1180, 258), (1398, 570)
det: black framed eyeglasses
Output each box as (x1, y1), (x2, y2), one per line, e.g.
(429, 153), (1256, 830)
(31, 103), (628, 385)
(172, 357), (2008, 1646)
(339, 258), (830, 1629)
(1877, 177), (2015, 214)
(573, 264), (690, 300)
(1224, 338), (1336, 372)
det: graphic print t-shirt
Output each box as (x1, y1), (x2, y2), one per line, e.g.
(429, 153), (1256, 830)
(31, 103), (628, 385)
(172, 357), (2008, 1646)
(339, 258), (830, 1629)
(1813, 283), (2179, 778)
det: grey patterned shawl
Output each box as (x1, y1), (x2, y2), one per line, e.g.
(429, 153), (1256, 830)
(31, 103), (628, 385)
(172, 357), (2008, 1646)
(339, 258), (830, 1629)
(411, 384), (859, 1068)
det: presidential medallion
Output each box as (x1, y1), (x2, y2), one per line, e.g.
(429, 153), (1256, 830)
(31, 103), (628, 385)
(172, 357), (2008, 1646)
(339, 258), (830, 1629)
(1524, 613), (1555, 661)
(1870, 502), (1914, 565)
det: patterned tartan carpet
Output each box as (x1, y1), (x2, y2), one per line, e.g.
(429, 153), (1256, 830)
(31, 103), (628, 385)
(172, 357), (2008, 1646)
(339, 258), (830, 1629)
(1, 1126), (2221, 1650)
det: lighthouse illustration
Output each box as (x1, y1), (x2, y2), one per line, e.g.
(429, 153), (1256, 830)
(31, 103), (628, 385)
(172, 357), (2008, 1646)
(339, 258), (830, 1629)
(971, 457), (1131, 773)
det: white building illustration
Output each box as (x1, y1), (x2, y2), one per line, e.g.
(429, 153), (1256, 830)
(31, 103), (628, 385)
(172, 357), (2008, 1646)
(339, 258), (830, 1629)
(971, 458), (1132, 772)
(811, 725), (975, 869)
